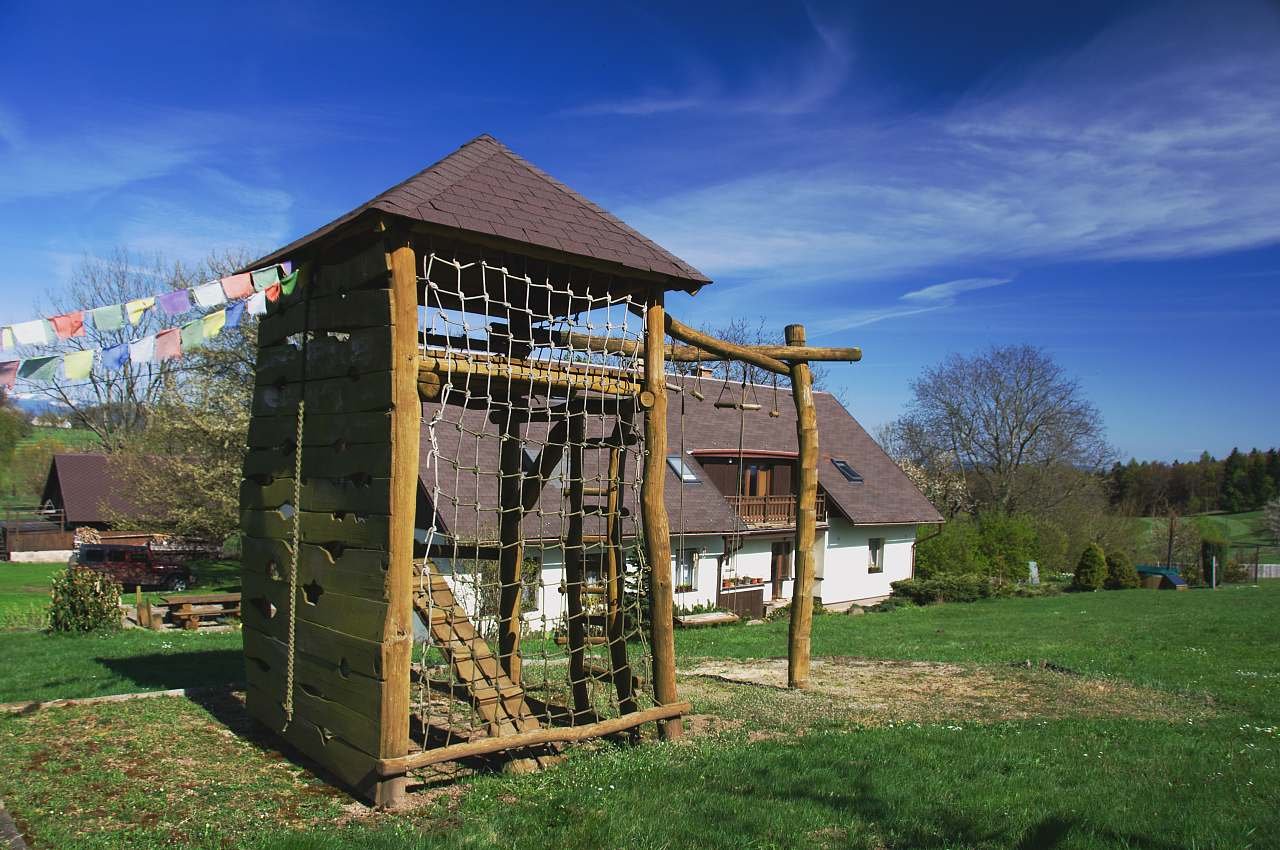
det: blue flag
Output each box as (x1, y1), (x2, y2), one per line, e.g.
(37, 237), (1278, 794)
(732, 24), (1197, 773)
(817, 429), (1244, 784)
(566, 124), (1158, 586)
(224, 300), (246, 329)
(101, 342), (130, 371)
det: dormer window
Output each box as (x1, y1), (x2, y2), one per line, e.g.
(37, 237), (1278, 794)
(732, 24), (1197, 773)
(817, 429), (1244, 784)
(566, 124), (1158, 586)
(831, 459), (863, 483)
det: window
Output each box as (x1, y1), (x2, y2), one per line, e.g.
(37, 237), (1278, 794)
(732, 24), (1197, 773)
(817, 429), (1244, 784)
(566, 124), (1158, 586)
(831, 459), (863, 483)
(666, 455), (699, 483)
(673, 548), (698, 591)
(868, 537), (884, 573)
(81, 549), (105, 563)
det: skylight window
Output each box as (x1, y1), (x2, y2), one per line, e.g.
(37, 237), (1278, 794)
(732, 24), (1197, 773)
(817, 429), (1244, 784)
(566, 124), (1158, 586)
(831, 459), (863, 483)
(667, 455), (699, 483)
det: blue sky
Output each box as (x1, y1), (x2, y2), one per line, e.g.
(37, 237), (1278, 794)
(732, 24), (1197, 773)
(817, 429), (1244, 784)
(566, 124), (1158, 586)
(1, 0), (1276, 461)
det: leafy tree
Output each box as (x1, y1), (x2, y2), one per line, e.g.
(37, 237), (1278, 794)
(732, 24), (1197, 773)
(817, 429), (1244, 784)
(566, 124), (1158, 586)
(1266, 498), (1280, 544)
(1104, 550), (1139, 589)
(975, 512), (1038, 582)
(887, 344), (1111, 513)
(0, 391), (31, 469)
(10, 435), (68, 503)
(1073, 543), (1106, 591)
(914, 516), (986, 579)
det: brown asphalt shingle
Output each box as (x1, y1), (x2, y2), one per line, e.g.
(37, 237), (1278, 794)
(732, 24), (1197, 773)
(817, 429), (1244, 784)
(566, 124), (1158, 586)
(41, 453), (141, 526)
(251, 135), (710, 289)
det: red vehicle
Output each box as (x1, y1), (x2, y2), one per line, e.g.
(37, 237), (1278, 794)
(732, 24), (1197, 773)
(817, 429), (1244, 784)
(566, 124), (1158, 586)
(74, 543), (194, 591)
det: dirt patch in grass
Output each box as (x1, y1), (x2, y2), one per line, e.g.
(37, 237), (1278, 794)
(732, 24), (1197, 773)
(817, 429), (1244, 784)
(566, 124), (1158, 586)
(680, 656), (1209, 733)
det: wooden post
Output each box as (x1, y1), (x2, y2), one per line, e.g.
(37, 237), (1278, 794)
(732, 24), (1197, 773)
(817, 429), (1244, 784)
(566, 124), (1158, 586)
(496, 404), (526, 683)
(786, 324), (818, 690)
(564, 396), (590, 720)
(605, 415), (638, 717)
(643, 293), (681, 739)
(377, 235), (420, 807)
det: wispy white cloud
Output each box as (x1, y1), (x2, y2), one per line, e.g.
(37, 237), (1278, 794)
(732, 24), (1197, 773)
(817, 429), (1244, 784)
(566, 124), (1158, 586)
(567, 11), (852, 117)
(619, 2), (1280, 295)
(902, 277), (1010, 303)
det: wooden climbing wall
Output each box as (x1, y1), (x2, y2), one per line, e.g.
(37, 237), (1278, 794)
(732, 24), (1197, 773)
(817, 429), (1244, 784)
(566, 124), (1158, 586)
(239, 232), (419, 805)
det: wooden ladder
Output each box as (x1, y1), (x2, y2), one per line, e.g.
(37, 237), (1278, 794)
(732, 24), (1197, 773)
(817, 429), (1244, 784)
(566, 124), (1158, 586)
(412, 561), (543, 740)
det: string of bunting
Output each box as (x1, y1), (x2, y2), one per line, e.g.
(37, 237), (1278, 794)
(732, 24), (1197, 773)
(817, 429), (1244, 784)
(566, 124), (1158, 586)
(0, 262), (299, 390)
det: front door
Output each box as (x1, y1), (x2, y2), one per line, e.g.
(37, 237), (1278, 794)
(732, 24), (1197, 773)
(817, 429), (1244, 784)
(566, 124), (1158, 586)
(770, 541), (792, 600)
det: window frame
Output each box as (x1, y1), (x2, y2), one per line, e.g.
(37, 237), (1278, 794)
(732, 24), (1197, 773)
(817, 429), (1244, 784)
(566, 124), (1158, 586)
(868, 537), (885, 574)
(666, 455), (700, 483)
(831, 458), (863, 483)
(673, 548), (699, 591)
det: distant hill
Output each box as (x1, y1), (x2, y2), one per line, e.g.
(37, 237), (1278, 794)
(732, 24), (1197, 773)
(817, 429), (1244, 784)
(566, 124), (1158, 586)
(7, 394), (71, 420)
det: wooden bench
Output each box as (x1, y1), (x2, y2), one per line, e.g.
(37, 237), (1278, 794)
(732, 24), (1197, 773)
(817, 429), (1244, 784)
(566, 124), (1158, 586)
(157, 592), (242, 630)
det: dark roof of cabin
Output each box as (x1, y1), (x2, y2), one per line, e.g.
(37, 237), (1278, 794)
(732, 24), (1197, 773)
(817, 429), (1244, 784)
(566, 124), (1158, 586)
(415, 374), (941, 542)
(41, 453), (141, 525)
(252, 134), (710, 289)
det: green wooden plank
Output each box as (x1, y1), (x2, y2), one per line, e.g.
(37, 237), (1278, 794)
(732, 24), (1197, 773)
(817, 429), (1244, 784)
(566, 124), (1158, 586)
(258, 288), (393, 347)
(251, 371), (393, 417)
(255, 327), (394, 386)
(242, 536), (389, 600)
(312, 241), (391, 295)
(240, 476), (393, 516)
(240, 509), (391, 550)
(246, 411), (391, 449)
(242, 443), (393, 482)
(244, 570), (389, 644)
(240, 615), (385, 680)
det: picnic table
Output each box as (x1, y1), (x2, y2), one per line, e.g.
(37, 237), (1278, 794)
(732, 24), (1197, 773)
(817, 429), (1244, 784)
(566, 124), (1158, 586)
(154, 592), (241, 630)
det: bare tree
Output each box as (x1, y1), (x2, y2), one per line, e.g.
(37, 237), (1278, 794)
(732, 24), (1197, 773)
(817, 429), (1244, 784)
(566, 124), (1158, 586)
(887, 344), (1111, 513)
(670, 315), (835, 400)
(22, 249), (249, 450)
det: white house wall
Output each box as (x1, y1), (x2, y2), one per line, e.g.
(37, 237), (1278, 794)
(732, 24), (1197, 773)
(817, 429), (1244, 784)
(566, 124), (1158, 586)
(818, 519), (916, 606)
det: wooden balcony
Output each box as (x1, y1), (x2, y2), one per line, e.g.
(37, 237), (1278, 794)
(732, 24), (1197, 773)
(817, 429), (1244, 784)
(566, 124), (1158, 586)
(725, 494), (826, 527)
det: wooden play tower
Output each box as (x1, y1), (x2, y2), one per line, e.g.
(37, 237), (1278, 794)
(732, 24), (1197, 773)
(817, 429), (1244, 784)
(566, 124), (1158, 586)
(238, 135), (858, 805)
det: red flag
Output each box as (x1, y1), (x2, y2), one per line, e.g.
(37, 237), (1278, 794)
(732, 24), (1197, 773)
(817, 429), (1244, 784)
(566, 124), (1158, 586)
(50, 311), (86, 339)
(0, 360), (17, 390)
(220, 273), (254, 300)
(264, 282), (281, 303)
(155, 328), (181, 361)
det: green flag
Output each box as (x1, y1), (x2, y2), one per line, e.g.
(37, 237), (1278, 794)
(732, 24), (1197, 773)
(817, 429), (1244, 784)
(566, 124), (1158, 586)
(279, 269), (300, 296)
(90, 304), (124, 332)
(251, 265), (282, 291)
(180, 320), (205, 352)
(18, 356), (60, 382)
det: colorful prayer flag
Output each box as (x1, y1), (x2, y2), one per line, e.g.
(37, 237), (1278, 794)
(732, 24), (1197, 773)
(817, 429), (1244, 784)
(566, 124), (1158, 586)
(0, 327), (13, 350)
(126, 297), (155, 325)
(12, 319), (50, 345)
(101, 342), (130, 371)
(89, 304), (125, 332)
(0, 360), (17, 390)
(193, 281), (227, 309)
(220, 272), (253, 300)
(281, 261), (292, 274)
(279, 269), (300, 297)
(129, 334), (156, 364)
(157, 289), (191, 316)
(63, 349), (94, 380)
(246, 291), (268, 316)
(181, 320), (205, 352)
(224, 301), (246, 329)
(50, 311), (86, 339)
(202, 309), (227, 338)
(264, 282), (281, 304)
(18, 356), (59, 382)
(251, 265), (281, 291)
(155, 328), (182, 361)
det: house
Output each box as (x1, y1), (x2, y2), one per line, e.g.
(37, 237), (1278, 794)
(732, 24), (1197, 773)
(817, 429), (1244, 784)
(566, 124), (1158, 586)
(415, 373), (941, 625)
(39, 453), (140, 530)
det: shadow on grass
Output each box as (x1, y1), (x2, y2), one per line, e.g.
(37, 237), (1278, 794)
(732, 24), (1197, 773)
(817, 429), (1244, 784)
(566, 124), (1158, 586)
(96, 649), (244, 692)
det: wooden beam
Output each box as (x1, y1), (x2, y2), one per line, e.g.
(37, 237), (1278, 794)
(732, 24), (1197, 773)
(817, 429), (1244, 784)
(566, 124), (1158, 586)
(564, 397), (591, 720)
(664, 316), (789, 376)
(496, 407), (526, 684)
(545, 329), (861, 364)
(378, 235), (420, 807)
(786, 324), (818, 690)
(604, 414), (638, 718)
(419, 354), (643, 398)
(643, 293), (682, 740)
(375, 701), (693, 776)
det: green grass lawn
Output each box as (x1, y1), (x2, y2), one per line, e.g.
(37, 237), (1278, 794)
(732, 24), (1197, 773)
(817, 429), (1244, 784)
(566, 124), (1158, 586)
(1136, 509), (1279, 562)
(0, 585), (1277, 848)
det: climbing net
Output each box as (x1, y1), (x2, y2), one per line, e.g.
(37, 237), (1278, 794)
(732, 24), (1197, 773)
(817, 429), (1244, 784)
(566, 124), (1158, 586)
(412, 252), (655, 758)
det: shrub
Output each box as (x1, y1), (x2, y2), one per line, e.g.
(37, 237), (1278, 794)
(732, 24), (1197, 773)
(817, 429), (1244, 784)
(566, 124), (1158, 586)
(890, 575), (994, 605)
(866, 596), (914, 613)
(976, 512), (1039, 582)
(915, 516), (986, 579)
(1104, 550), (1139, 589)
(49, 566), (122, 633)
(1073, 543), (1106, 591)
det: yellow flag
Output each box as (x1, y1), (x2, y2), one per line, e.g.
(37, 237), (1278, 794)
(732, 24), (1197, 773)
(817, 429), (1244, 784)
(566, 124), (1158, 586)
(126, 296), (155, 325)
(63, 349), (95, 380)
(0, 327), (12, 350)
(202, 309), (227, 338)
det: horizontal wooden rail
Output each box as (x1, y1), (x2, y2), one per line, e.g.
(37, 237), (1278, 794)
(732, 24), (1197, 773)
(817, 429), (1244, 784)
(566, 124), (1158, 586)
(543, 329), (861, 365)
(376, 701), (692, 776)
(419, 354), (645, 400)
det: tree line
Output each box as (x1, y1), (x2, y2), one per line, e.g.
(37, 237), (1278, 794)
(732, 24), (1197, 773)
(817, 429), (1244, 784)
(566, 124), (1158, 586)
(1105, 448), (1280, 517)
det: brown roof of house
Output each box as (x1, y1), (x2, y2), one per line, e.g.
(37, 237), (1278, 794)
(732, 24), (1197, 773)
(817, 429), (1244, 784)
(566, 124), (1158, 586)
(415, 373), (941, 543)
(252, 134), (710, 290)
(41, 453), (141, 525)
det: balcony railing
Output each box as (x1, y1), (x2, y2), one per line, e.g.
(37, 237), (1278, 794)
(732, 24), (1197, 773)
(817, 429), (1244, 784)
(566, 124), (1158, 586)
(726, 494), (826, 526)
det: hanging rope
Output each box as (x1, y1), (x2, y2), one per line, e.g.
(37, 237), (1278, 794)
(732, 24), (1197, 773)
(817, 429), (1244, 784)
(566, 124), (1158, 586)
(283, 397), (304, 729)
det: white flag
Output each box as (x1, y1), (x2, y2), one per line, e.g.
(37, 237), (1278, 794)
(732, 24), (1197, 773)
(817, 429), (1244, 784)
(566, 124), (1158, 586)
(246, 290), (268, 316)
(129, 334), (157, 364)
(12, 319), (50, 345)
(192, 281), (227, 309)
